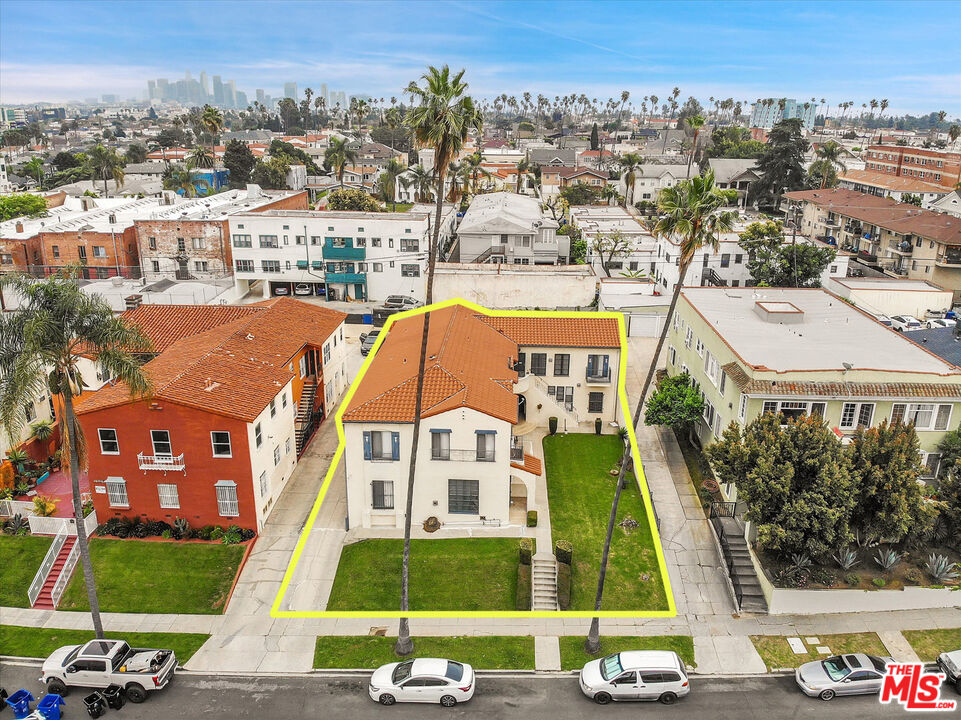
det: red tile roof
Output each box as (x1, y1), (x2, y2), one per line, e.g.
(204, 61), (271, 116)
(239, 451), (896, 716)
(511, 453), (542, 476)
(121, 304), (265, 353)
(78, 298), (346, 422)
(839, 169), (945, 194)
(476, 316), (621, 348)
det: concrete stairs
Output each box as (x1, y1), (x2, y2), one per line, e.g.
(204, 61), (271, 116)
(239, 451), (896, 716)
(715, 519), (767, 613)
(532, 553), (558, 611)
(32, 536), (77, 610)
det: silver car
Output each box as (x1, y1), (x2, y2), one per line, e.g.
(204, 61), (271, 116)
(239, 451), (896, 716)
(359, 329), (380, 356)
(578, 650), (690, 705)
(795, 653), (892, 701)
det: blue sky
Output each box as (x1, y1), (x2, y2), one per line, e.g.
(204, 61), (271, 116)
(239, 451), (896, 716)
(1, 0), (959, 116)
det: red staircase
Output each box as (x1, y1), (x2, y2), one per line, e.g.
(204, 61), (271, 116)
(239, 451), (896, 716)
(32, 536), (77, 610)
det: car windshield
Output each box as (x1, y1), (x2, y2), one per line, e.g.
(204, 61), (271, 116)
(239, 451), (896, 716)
(445, 661), (464, 682)
(869, 656), (887, 673)
(822, 656), (850, 681)
(392, 660), (413, 684)
(599, 654), (623, 681)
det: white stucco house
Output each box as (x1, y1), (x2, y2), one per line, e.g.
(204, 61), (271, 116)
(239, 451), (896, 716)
(342, 303), (622, 531)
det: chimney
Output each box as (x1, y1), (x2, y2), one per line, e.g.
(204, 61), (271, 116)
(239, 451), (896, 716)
(124, 294), (143, 310)
(108, 213), (117, 224)
(15, 221), (23, 233)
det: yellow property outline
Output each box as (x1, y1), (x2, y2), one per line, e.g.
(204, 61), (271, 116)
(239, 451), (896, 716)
(270, 297), (677, 618)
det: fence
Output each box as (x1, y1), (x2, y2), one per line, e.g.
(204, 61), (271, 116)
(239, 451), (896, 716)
(26, 510), (98, 537)
(0, 499), (35, 517)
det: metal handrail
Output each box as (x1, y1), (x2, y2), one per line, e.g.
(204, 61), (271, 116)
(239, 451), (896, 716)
(28, 526), (67, 606)
(51, 541), (79, 608)
(137, 452), (186, 471)
(432, 448), (496, 462)
(528, 373), (580, 424)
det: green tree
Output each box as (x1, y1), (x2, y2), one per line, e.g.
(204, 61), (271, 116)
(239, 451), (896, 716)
(560, 183), (601, 206)
(738, 220), (836, 287)
(400, 164), (434, 203)
(395, 64), (482, 656)
(514, 157), (531, 193)
(124, 143), (148, 164)
(806, 159), (839, 189)
(685, 114), (705, 179)
(586, 170), (736, 654)
(162, 164), (211, 198)
(156, 126), (191, 149)
(377, 158), (406, 210)
(189, 146), (214, 169)
(644, 373), (704, 432)
(934, 463), (961, 552)
(325, 137), (358, 187)
(21, 158), (45, 189)
(250, 156), (290, 190)
(222, 139), (257, 189)
(704, 127), (766, 159)
(937, 429), (961, 478)
(558, 224), (586, 264)
(901, 193), (923, 207)
(0, 193), (48, 221)
(618, 153), (643, 206)
(705, 414), (856, 558)
(0, 272), (152, 637)
(749, 118), (809, 209)
(51, 151), (82, 172)
(591, 230), (632, 276)
(848, 420), (932, 545)
(83, 144), (125, 196)
(590, 123), (599, 151)
(813, 141), (846, 189)
(326, 187), (383, 211)
(269, 139), (321, 175)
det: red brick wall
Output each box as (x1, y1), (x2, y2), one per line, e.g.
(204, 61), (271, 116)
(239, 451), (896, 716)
(254, 191), (309, 211)
(78, 400), (258, 531)
(135, 219), (232, 278)
(32, 227), (140, 277)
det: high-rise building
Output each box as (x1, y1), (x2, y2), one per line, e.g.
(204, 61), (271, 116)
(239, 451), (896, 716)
(226, 80), (237, 109)
(199, 71), (209, 98)
(256, 88), (266, 105)
(102, 94), (118, 103)
(320, 84), (328, 104)
(147, 80), (156, 100)
(284, 82), (298, 100)
(157, 78), (169, 100)
(750, 98), (817, 131)
(235, 91), (248, 110)
(213, 75), (224, 105)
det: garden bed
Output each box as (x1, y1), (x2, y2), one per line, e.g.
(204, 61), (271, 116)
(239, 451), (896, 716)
(313, 635), (534, 669)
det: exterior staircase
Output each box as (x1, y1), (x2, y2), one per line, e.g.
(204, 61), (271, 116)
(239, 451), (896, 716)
(295, 380), (318, 455)
(710, 510), (767, 613)
(32, 536), (77, 610)
(531, 553), (558, 611)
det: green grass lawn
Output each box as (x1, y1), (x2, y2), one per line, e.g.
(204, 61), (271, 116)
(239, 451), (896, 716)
(0, 534), (53, 607)
(387, 203), (414, 212)
(327, 538), (518, 611)
(0, 624), (210, 663)
(58, 538), (245, 614)
(558, 635), (695, 671)
(903, 628), (961, 662)
(543, 434), (668, 612)
(314, 635), (534, 669)
(751, 633), (888, 671)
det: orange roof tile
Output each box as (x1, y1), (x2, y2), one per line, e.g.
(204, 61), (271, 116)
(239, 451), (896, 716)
(120, 304), (265, 353)
(511, 453), (542, 476)
(342, 305), (519, 424)
(839, 169), (945, 194)
(476, 316), (620, 348)
(77, 298), (346, 422)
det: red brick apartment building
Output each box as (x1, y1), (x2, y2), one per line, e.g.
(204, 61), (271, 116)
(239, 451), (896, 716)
(864, 145), (961, 191)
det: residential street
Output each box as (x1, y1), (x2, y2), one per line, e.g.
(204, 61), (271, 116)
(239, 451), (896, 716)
(0, 662), (922, 719)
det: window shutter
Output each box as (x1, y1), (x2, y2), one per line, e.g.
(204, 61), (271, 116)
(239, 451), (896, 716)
(391, 432), (400, 461)
(362, 431), (372, 460)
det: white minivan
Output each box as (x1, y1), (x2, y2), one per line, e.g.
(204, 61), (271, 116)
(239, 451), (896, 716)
(579, 650), (690, 705)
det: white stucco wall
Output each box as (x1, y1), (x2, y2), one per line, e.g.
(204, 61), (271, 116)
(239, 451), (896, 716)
(245, 379), (298, 530)
(433, 265), (597, 309)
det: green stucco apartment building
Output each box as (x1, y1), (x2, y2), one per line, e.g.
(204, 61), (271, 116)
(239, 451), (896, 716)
(667, 287), (961, 478)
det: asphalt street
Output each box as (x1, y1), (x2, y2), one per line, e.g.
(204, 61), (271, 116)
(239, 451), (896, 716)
(0, 661), (933, 719)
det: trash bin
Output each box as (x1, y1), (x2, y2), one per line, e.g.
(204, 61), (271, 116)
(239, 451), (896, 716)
(5, 689), (34, 719)
(102, 685), (125, 710)
(36, 694), (65, 720)
(82, 692), (106, 719)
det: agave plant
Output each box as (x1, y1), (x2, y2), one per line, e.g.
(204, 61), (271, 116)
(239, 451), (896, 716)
(3, 513), (29, 535)
(875, 547), (903, 572)
(833, 546), (860, 570)
(925, 554), (960, 583)
(789, 553), (813, 573)
(29, 419), (54, 441)
(173, 516), (190, 540)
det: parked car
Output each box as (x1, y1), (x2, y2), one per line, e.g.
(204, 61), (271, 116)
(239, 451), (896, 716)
(272, 284), (290, 296)
(578, 650), (690, 705)
(936, 649), (961, 694)
(360, 329), (381, 356)
(927, 318), (957, 329)
(795, 653), (891, 701)
(875, 314), (893, 327)
(40, 639), (177, 703)
(368, 658), (475, 706)
(383, 295), (423, 310)
(890, 315), (923, 332)
(294, 283), (312, 296)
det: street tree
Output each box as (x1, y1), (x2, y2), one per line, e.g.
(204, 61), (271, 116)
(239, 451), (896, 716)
(644, 374), (704, 436)
(223, 139), (257, 188)
(738, 220), (836, 287)
(84, 144), (125, 196)
(325, 137), (358, 187)
(591, 230), (632, 276)
(749, 118), (809, 209)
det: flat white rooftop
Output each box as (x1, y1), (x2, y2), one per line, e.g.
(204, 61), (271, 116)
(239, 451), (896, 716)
(681, 287), (957, 375)
(831, 277), (947, 292)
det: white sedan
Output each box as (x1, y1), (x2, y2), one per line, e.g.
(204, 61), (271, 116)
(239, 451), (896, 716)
(368, 658), (475, 706)
(928, 318), (957, 329)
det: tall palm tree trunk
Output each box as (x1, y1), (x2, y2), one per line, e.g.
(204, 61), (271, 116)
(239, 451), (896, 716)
(395, 169), (445, 656)
(62, 393), (104, 638)
(585, 258), (691, 653)
(686, 130), (699, 179)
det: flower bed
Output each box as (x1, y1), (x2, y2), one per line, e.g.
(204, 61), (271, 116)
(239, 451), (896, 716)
(97, 516), (255, 545)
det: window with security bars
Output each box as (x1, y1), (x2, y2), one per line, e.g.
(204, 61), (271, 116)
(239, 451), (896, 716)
(372, 480), (394, 509)
(215, 482), (239, 517)
(530, 353), (547, 376)
(588, 392), (604, 413)
(448, 479), (479, 514)
(105, 478), (128, 507)
(157, 484), (179, 509)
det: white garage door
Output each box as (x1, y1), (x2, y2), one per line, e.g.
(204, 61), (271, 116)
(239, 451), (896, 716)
(627, 313), (665, 337)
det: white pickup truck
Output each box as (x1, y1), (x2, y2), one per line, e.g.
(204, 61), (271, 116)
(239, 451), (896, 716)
(40, 639), (177, 703)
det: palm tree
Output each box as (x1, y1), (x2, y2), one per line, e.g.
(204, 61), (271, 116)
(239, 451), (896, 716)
(396, 64), (481, 656)
(814, 140), (847, 188)
(163, 164), (211, 198)
(189, 146), (214, 169)
(462, 151), (489, 194)
(660, 87), (680, 153)
(325, 137), (358, 188)
(400, 164), (434, 203)
(618, 153), (643, 206)
(200, 105), (223, 172)
(685, 114), (705, 178)
(585, 171), (736, 653)
(514, 157), (531, 194)
(0, 272), (152, 638)
(378, 158), (406, 210)
(84, 144), (124, 196)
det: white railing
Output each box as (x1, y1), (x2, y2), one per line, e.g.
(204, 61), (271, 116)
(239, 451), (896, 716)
(0, 499), (36, 517)
(137, 453), (186, 471)
(28, 526), (67, 606)
(27, 509), (97, 537)
(83, 509), (98, 538)
(528, 373), (581, 424)
(51, 541), (79, 609)
(432, 449), (496, 462)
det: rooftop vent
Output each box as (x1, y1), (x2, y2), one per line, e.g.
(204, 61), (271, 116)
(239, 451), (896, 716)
(754, 300), (804, 324)
(124, 293), (142, 309)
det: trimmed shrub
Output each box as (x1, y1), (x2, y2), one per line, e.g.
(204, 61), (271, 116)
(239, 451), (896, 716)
(556, 561), (572, 610)
(240, 528), (256, 542)
(548, 417), (558, 435)
(527, 510), (538, 528)
(196, 525), (216, 541)
(872, 577), (886, 588)
(519, 537), (534, 566)
(516, 564), (532, 610)
(146, 520), (172, 536)
(131, 522), (150, 539)
(555, 539), (573, 565)
(594, 418), (602, 435)
(210, 526), (225, 541)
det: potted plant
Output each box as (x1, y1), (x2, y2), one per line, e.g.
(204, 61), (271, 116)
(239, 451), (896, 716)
(595, 417), (602, 435)
(548, 417), (558, 435)
(29, 419), (54, 442)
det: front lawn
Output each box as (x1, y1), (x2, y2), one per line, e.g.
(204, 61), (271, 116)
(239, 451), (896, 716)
(750, 632), (888, 671)
(0, 534), (53, 607)
(58, 538), (245, 614)
(903, 628), (961, 662)
(543, 434), (667, 611)
(387, 203), (414, 212)
(314, 635), (534, 669)
(327, 538), (518, 611)
(0, 625), (209, 663)
(558, 635), (695, 670)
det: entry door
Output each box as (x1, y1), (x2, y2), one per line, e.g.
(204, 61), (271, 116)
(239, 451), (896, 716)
(610, 671), (639, 700)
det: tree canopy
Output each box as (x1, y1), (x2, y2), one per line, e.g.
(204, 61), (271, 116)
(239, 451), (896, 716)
(222, 139), (257, 189)
(738, 220), (836, 287)
(749, 118), (809, 208)
(560, 183), (602, 206)
(326, 187), (383, 212)
(644, 373), (704, 430)
(0, 193), (48, 221)
(250, 156), (290, 190)
(704, 127), (767, 159)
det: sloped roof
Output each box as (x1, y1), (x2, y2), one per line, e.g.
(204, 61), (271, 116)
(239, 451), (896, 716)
(477, 316), (621, 348)
(77, 298), (346, 422)
(342, 304), (519, 424)
(457, 192), (557, 234)
(707, 158), (759, 184)
(121, 304), (265, 353)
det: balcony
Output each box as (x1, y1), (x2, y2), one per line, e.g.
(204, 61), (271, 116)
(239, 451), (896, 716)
(585, 368), (612, 384)
(432, 448), (496, 462)
(323, 242), (365, 260)
(937, 256), (961, 267)
(137, 453), (185, 472)
(326, 272), (366, 284)
(889, 241), (913, 256)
